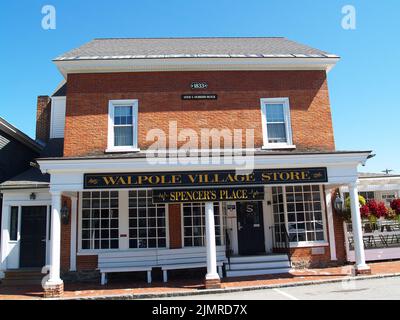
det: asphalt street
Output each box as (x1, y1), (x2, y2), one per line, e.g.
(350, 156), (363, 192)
(150, 276), (400, 300)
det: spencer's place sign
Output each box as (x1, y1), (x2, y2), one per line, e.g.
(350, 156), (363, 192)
(83, 168), (328, 189)
(152, 187), (264, 203)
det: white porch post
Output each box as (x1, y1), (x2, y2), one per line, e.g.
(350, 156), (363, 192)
(348, 182), (370, 274)
(45, 191), (64, 287)
(204, 202), (220, 286)
(0, 204), (10, 278)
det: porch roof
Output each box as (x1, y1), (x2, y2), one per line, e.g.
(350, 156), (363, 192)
(37, 149), (373, 161)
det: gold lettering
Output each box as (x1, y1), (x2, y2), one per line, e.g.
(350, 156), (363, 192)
(117, 177), (126, 184)
(261, 173), (271, 182)
(102, 176), (117, 185)
(301, 171), (310, 180)
(291, 171), (301, 181)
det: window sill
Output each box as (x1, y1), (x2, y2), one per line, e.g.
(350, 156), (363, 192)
(289, 241), (329, 248)
(105, 147), (140, 153)
(262, 144), (296, 150)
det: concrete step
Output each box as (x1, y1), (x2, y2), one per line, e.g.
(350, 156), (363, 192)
(228, 254), (288, 263)
(1, 278), (43, 286)
(2, 269), (44, 286)
(226, 267), (291, 278)
(4, 271), (43, 279)
(226, 260), (291, 271)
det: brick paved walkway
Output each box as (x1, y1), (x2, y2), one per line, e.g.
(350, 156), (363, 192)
(1, 261), (399, 300)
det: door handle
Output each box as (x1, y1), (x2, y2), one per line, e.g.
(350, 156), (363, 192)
(238, 222), (243, 231)
(41, 239), (47, 242)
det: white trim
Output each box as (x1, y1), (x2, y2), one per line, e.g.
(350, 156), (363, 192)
(69, 196), (78, 271)
(289, 241), (329, 248)
(260, 97), (294, 149)
(325, 188), (337, 260)
(0, 204), (10, 275)
(54, 57), (340, 78)
(38, 152), (370, 177)
(107, 99), (139, 153)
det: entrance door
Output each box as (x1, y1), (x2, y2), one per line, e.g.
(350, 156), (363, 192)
(237, 201), (265, 255)
(20, 206), (47, 268)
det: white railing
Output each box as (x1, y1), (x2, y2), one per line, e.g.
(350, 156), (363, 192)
(344, 220), (400, 262)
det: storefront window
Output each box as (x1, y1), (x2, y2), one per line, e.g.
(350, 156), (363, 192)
(128, 190), (166, 248)
(81, 191), (119, 250)
(286, 185), (324, 242)
(182, 202), (222, 247)
(272, 185), (326, 244)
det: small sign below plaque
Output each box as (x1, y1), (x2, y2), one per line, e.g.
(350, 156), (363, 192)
(181, 94), (217, 100)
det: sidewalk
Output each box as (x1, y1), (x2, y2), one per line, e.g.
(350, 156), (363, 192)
(1, 260), (400, 300)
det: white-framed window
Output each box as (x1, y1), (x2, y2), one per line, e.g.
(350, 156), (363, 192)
(272, 185), (327, 246)
(107, 99), (139, 152)
(260, 98), (294, 149)
(182, 202), (223, 247)
(81, 191), (119, 250)
(285, 185), (325, 242)
(128, 190), (167, 249)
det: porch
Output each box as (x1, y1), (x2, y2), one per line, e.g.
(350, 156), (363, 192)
(0, 150), (374, 297)
(1, 260), (399, 300)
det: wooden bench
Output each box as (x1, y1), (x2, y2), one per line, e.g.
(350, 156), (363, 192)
(157, 247), (226, 282)
(98, 250), (157, 285)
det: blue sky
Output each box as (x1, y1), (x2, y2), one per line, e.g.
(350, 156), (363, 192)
(0, 0), (399, 173)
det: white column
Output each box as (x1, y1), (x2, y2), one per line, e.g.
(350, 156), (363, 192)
(205, 202), (220, 280)
(69, 195), (77, 272)
(45, 191), (63, 286)
(0, 204), (10, 278)
(348, 182), (369, 271)
(325, 188), (337, 261)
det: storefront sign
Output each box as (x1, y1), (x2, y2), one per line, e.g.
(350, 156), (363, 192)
(181, 94), (217, 100)
(84, 167), (327, 189)
(152, 187), (264, 203)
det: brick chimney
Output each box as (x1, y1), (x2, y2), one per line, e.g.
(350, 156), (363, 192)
(36, 96), (51, 144)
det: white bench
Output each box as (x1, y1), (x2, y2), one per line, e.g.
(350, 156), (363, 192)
(98, 250), (157, 285)
(98, 247), (227, 285)
(157, 247), (226, 282)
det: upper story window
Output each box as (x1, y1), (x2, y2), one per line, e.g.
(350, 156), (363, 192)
(107, 99), (139, 152)
(260, 98), (295, 149)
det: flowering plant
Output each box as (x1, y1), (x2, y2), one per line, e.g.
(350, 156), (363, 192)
(365, 200), (388, 219)
(360, 204), (370, 219)
(390, 199), (400, 215)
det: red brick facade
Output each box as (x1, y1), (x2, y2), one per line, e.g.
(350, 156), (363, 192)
(64, 70), (335, 157)
(36, 95), (51, 143)
(57, 69), (342, 274)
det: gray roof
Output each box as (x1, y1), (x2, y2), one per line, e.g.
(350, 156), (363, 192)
(359, 172), (400, 179)
(0, 139), (64, 189)
(0, 117), (43, 152)
(55, 37), (338, 61)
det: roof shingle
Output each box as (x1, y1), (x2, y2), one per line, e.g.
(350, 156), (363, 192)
(55, 37), (338, 61)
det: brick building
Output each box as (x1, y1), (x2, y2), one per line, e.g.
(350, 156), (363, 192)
(0, 37), (373, 297)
